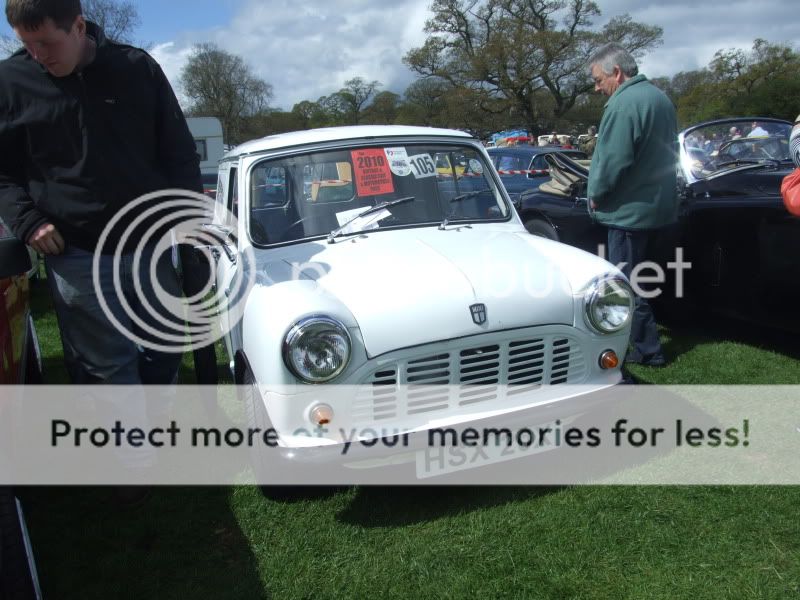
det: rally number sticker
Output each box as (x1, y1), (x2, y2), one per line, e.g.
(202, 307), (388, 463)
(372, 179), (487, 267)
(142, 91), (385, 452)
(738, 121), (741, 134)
(408, 154), (437, 179)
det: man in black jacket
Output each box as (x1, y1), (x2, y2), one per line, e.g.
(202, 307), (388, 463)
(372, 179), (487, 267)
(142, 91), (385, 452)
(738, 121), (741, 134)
(0, 0), (214, 388)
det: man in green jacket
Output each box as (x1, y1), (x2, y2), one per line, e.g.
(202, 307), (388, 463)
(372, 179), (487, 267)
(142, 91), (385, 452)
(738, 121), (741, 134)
(587, 43), (678, 367)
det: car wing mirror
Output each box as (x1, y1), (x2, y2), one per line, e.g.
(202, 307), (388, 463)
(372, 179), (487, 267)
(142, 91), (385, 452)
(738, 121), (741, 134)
(201, 223), (235, 243)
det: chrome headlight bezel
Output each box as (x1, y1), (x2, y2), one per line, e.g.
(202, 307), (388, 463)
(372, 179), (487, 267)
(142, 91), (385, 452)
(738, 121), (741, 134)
(282, 316), (352, 383)
(583, 276), (634, 334)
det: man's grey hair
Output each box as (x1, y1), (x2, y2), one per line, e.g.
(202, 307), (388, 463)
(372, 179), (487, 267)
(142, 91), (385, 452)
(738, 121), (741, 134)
(587, 43), (639, 77)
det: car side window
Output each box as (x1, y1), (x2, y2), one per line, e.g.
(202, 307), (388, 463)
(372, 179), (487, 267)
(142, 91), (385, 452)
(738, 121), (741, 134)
(252, 166), (289, 209)
(227, 168), (238, 224)
(497, 155), (524, 171)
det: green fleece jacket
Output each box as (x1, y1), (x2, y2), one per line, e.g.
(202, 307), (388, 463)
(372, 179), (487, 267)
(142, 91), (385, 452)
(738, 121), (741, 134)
(587, 74), (678, 230)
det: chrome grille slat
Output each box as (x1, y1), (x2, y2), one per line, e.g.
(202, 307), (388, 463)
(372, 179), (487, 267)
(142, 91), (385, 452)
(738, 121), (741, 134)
(355, 331), (588, 424)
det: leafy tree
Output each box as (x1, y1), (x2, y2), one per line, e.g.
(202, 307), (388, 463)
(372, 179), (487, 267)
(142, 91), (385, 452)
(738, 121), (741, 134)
(180, 43), (273, 144)
(362, 91), (401, 124)
(337, 77), (382, 124)
(676, 39), (800, 126)
(404, 0), (662, 133)
(397, 79), (450, 126)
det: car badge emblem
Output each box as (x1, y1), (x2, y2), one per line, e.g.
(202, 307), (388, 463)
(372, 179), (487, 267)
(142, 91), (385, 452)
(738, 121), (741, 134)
(470, 303), (487, 325)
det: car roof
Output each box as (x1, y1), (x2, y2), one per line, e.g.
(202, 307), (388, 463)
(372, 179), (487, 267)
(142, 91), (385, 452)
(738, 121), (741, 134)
(225, 125), (474, 158)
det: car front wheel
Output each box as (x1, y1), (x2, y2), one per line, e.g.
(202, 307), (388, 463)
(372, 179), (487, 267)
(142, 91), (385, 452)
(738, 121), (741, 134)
(524, 217), (559, 241)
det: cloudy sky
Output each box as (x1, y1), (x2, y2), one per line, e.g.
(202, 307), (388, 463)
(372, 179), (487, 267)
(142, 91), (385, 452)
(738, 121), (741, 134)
(3, 0), (799, 110)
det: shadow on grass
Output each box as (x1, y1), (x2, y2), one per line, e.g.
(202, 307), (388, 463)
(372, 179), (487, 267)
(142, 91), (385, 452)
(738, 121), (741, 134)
(26, 281), (266, 599)
(656, 303), (800, 362)
(20, 486), (268, 600)
(337, 485), (562, 528)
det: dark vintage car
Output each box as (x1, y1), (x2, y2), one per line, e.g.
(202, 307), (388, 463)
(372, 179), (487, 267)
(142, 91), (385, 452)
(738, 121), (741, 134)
(516, 117), (800, 329)
(0, 220), (43, 600)
(487, 145), (587, 205)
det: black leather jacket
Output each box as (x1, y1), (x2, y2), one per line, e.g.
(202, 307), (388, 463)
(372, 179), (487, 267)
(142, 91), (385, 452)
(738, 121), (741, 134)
(0, 22), (201, 252)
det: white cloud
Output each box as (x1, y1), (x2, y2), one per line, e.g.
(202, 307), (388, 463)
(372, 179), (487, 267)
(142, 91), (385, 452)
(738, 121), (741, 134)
(147, 0), (800, 112)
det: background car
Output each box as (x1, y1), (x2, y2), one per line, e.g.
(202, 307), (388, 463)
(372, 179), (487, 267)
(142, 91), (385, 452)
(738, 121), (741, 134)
(487, 145), (588, 207)
(0, 219), (43, 600)
(516, 117), (800, 329)
(0, 220), (41, 385)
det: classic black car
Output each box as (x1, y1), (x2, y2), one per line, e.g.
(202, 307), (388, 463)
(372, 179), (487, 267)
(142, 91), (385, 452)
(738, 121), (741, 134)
(487, 145), (587, 205)
(517, 117), (800, 328)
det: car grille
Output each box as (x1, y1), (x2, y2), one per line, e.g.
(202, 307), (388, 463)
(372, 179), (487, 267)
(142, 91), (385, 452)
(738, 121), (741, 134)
(352, 333), (587, 423)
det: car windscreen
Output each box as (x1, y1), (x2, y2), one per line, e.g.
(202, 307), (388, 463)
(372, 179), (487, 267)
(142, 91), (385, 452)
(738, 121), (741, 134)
(682, 120), (793, 178)
(248, 143), (509, 245)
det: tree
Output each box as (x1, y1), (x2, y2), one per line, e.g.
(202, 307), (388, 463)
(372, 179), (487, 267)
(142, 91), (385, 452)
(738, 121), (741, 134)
(82, 0), (140, 44)
(0, 35), (20, 57)
(362, 91), (401, 124)
(180, 43), (273, 144)
(337, 77), (382, 124)
(404, 0), (662, 133)
(1, 0), (140, 56)
(676, 39), (800, 126)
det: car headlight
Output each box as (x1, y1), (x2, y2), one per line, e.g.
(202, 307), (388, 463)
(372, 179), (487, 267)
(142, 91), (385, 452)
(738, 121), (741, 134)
(283, 316), (352, 383)
(584, 276), (634, 334)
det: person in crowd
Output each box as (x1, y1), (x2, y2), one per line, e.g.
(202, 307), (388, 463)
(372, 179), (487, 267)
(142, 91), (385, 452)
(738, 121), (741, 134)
(747, 121), (768, 138)
(581, 125), (598, 157)
(791, 114), (800, 168)
(586, 42), (679, 368)
(0, 0), (208, 386)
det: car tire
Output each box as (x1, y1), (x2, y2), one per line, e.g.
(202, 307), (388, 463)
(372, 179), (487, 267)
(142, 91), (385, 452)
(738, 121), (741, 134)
(241, 370), (340, 502)
(524, 217), (559, 241)
(0, 488), (40, 600)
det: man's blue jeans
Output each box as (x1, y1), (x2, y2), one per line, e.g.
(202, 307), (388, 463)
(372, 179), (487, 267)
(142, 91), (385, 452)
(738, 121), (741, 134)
(45, 244), (184, 384)
(607, 228), (665, 363)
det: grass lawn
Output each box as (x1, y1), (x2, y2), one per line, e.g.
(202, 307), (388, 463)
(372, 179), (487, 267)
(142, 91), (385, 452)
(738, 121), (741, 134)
(20, 280), (800, 599)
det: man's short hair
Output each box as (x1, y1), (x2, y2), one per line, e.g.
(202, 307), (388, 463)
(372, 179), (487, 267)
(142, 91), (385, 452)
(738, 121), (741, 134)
(587, 42), (639, 78)
(6, 0), (82, 32)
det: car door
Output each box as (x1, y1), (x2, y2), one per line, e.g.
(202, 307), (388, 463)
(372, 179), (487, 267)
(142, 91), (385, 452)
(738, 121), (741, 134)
(211, 164), (242, 360)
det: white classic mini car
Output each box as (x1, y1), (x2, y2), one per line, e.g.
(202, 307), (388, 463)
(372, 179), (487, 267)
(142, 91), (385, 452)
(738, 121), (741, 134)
(209, 125), (632, 482)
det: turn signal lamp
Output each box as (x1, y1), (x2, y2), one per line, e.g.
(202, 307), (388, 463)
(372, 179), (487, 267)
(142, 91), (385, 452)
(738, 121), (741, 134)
(599, 350), (619, 370)
(310, 404), (334, 426)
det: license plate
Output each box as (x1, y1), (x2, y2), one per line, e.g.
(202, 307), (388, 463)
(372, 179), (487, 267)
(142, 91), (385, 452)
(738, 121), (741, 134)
(415, 419), (566, 479)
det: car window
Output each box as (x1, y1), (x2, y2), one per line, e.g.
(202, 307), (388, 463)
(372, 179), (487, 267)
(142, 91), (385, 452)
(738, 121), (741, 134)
(248, 143), (509, 245)
(497, 155), (526, 171)
(682, 120), (792, 178)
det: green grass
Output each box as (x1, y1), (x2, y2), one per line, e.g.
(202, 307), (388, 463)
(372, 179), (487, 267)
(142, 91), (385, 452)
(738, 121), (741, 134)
(21, 280), (800, 599)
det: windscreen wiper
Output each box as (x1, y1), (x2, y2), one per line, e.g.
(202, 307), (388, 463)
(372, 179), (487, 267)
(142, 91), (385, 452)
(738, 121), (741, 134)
(714, 158), (779, 170)
(438, 188), (492, 230)
(327, 196), (415, 243)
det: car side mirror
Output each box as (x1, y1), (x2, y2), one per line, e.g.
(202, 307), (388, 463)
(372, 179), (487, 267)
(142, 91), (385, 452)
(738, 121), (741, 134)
(0, 236), (31, 280)
(201, 223), (235, 243)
